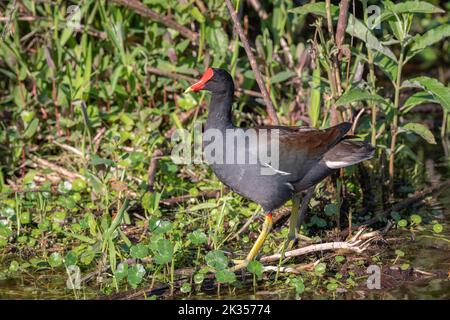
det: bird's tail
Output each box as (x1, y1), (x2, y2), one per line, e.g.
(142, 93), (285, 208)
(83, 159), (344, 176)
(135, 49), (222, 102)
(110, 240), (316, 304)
(323, 140), (375, 169)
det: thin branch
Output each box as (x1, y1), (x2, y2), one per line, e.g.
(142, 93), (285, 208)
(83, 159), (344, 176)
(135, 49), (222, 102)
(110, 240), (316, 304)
(247, 0), (268, 20)
(335, 0), (350, 59)
(111, 0), (198, 42)
(225, 0), (279, 125)
(29, 155), (85, 181)
(260, 240), (367, 263)
(147, 149), (163, 192)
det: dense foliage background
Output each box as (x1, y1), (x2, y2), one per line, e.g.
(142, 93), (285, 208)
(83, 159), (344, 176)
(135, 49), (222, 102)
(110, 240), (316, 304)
(0, 0), (449, 299)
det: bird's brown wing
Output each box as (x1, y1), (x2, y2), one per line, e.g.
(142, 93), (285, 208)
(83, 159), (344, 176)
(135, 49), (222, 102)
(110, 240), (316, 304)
(255, 122), (351, 158)
(254, 122), (351, 180)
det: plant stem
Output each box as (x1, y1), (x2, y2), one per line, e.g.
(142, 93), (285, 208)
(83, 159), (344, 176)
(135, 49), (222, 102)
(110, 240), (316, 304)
(362, 0), (378, 146)
(389, 48), (405, 190)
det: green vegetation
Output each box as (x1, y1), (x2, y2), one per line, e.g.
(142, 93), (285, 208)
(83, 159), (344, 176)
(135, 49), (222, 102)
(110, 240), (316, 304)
(0, 0), (449, 299)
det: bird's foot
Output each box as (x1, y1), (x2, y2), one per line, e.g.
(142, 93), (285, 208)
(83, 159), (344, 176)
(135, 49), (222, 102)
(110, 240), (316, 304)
(229, 259), (249, 272)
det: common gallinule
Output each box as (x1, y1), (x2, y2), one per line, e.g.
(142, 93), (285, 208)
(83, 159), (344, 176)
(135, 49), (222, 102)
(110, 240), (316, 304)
(185, 68), (375, 270)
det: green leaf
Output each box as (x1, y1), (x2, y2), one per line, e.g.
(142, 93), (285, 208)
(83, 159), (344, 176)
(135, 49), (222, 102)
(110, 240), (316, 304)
(401, 122), (436, 144)
(289, 2), (338, 17)
(153, 239), (174, 265)
(309, 65), (321, 128)
(23, 118), (39, 139)
(115, 262), (128, 281)
(433, 223), (443, 233)
(346, 15), (397, 61)
(324, 203), (339, 216)
(80, 246), (95, 265)
(130, 243), (149, 259)
(247, 261), (263, 277)
(402, 76), (450, 112)
(0, 225), (12, 238)
(190, 7), (205, 24)
(410, 214), (422, 225)
(127, 264), (145, 288)
(64, 251), (78, 266)
(149, 218), (173, 234)
(398, 219), (408, 228)
(336, 87), (385, 106)
(48, 252), (63, 268)
(408, 24), (450, 60)
(188, 230), (208, 246)
(314, 262), (327, 275)
(270, 71), (296, 84)
(205, 250), (228, 271)
(180, 283), (192, 293)
(373, 53), (398, 83)
(380, 1), (444, 23)
(403, 91), (436, 113)
(291, 277), (305, 294)
(215, 270), (236, 284)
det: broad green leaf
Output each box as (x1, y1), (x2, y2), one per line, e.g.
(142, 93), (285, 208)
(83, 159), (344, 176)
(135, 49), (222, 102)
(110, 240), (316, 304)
(115, 262), (128, 281)
(80, 246), (95, 265)
(23, 118), (39, 139)
(402, 92), (436, 113)
(215, 270), (236, 284)
(433, 223), (443, 233)
(130, 243), (149, 259)
(270, 71), (296, 84)
(149, 218), (173, 234)
(153, 239), (174, 265)
(380, 1), (444, 23)
(48, 252), (63, 268)
(346, 15), (397, 61)
(127, 264), (145, 288)
(402, 123), (436, 144)
(289, 2), (338, 17)
(336, 87), (385, 106)
(324, 203), (339, 216)
(407, 24), (450, 60)
(373, 53), (398, 82)
(247, 261), (263, 277)
(402, 76), (450, 112)
(205, 250), (228, 271)
(188, 230), (208, 246)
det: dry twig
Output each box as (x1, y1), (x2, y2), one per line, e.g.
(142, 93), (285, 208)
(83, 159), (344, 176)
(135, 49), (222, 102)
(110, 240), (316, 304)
(225, 0), (279, 125)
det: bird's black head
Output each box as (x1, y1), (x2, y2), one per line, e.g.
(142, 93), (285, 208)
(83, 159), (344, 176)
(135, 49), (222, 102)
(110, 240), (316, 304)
(185, 68), (234, 94)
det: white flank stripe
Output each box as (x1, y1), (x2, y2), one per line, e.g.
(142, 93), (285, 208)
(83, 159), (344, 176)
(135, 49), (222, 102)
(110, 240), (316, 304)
(325, 160), (351, 169)
(263, 163), (291, 175)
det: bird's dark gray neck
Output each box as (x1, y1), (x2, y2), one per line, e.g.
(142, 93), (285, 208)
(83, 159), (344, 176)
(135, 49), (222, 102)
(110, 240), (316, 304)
(205, 90), (235, 131)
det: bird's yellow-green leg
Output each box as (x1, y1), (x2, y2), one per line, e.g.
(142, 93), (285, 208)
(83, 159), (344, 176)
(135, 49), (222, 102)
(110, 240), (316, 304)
(275, 194), (302, 281)
(230, 213), (273, 272)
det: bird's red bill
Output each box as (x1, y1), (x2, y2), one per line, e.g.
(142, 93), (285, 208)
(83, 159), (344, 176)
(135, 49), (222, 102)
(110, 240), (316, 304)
(188, 67), (214, 92)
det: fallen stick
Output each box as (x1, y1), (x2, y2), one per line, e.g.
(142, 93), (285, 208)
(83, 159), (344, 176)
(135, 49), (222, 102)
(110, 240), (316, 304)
(225, 0), (279, 125)
(260, 241), (367, 263)
(29, 155), (85, 181)
(111, 0), (198, 42)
